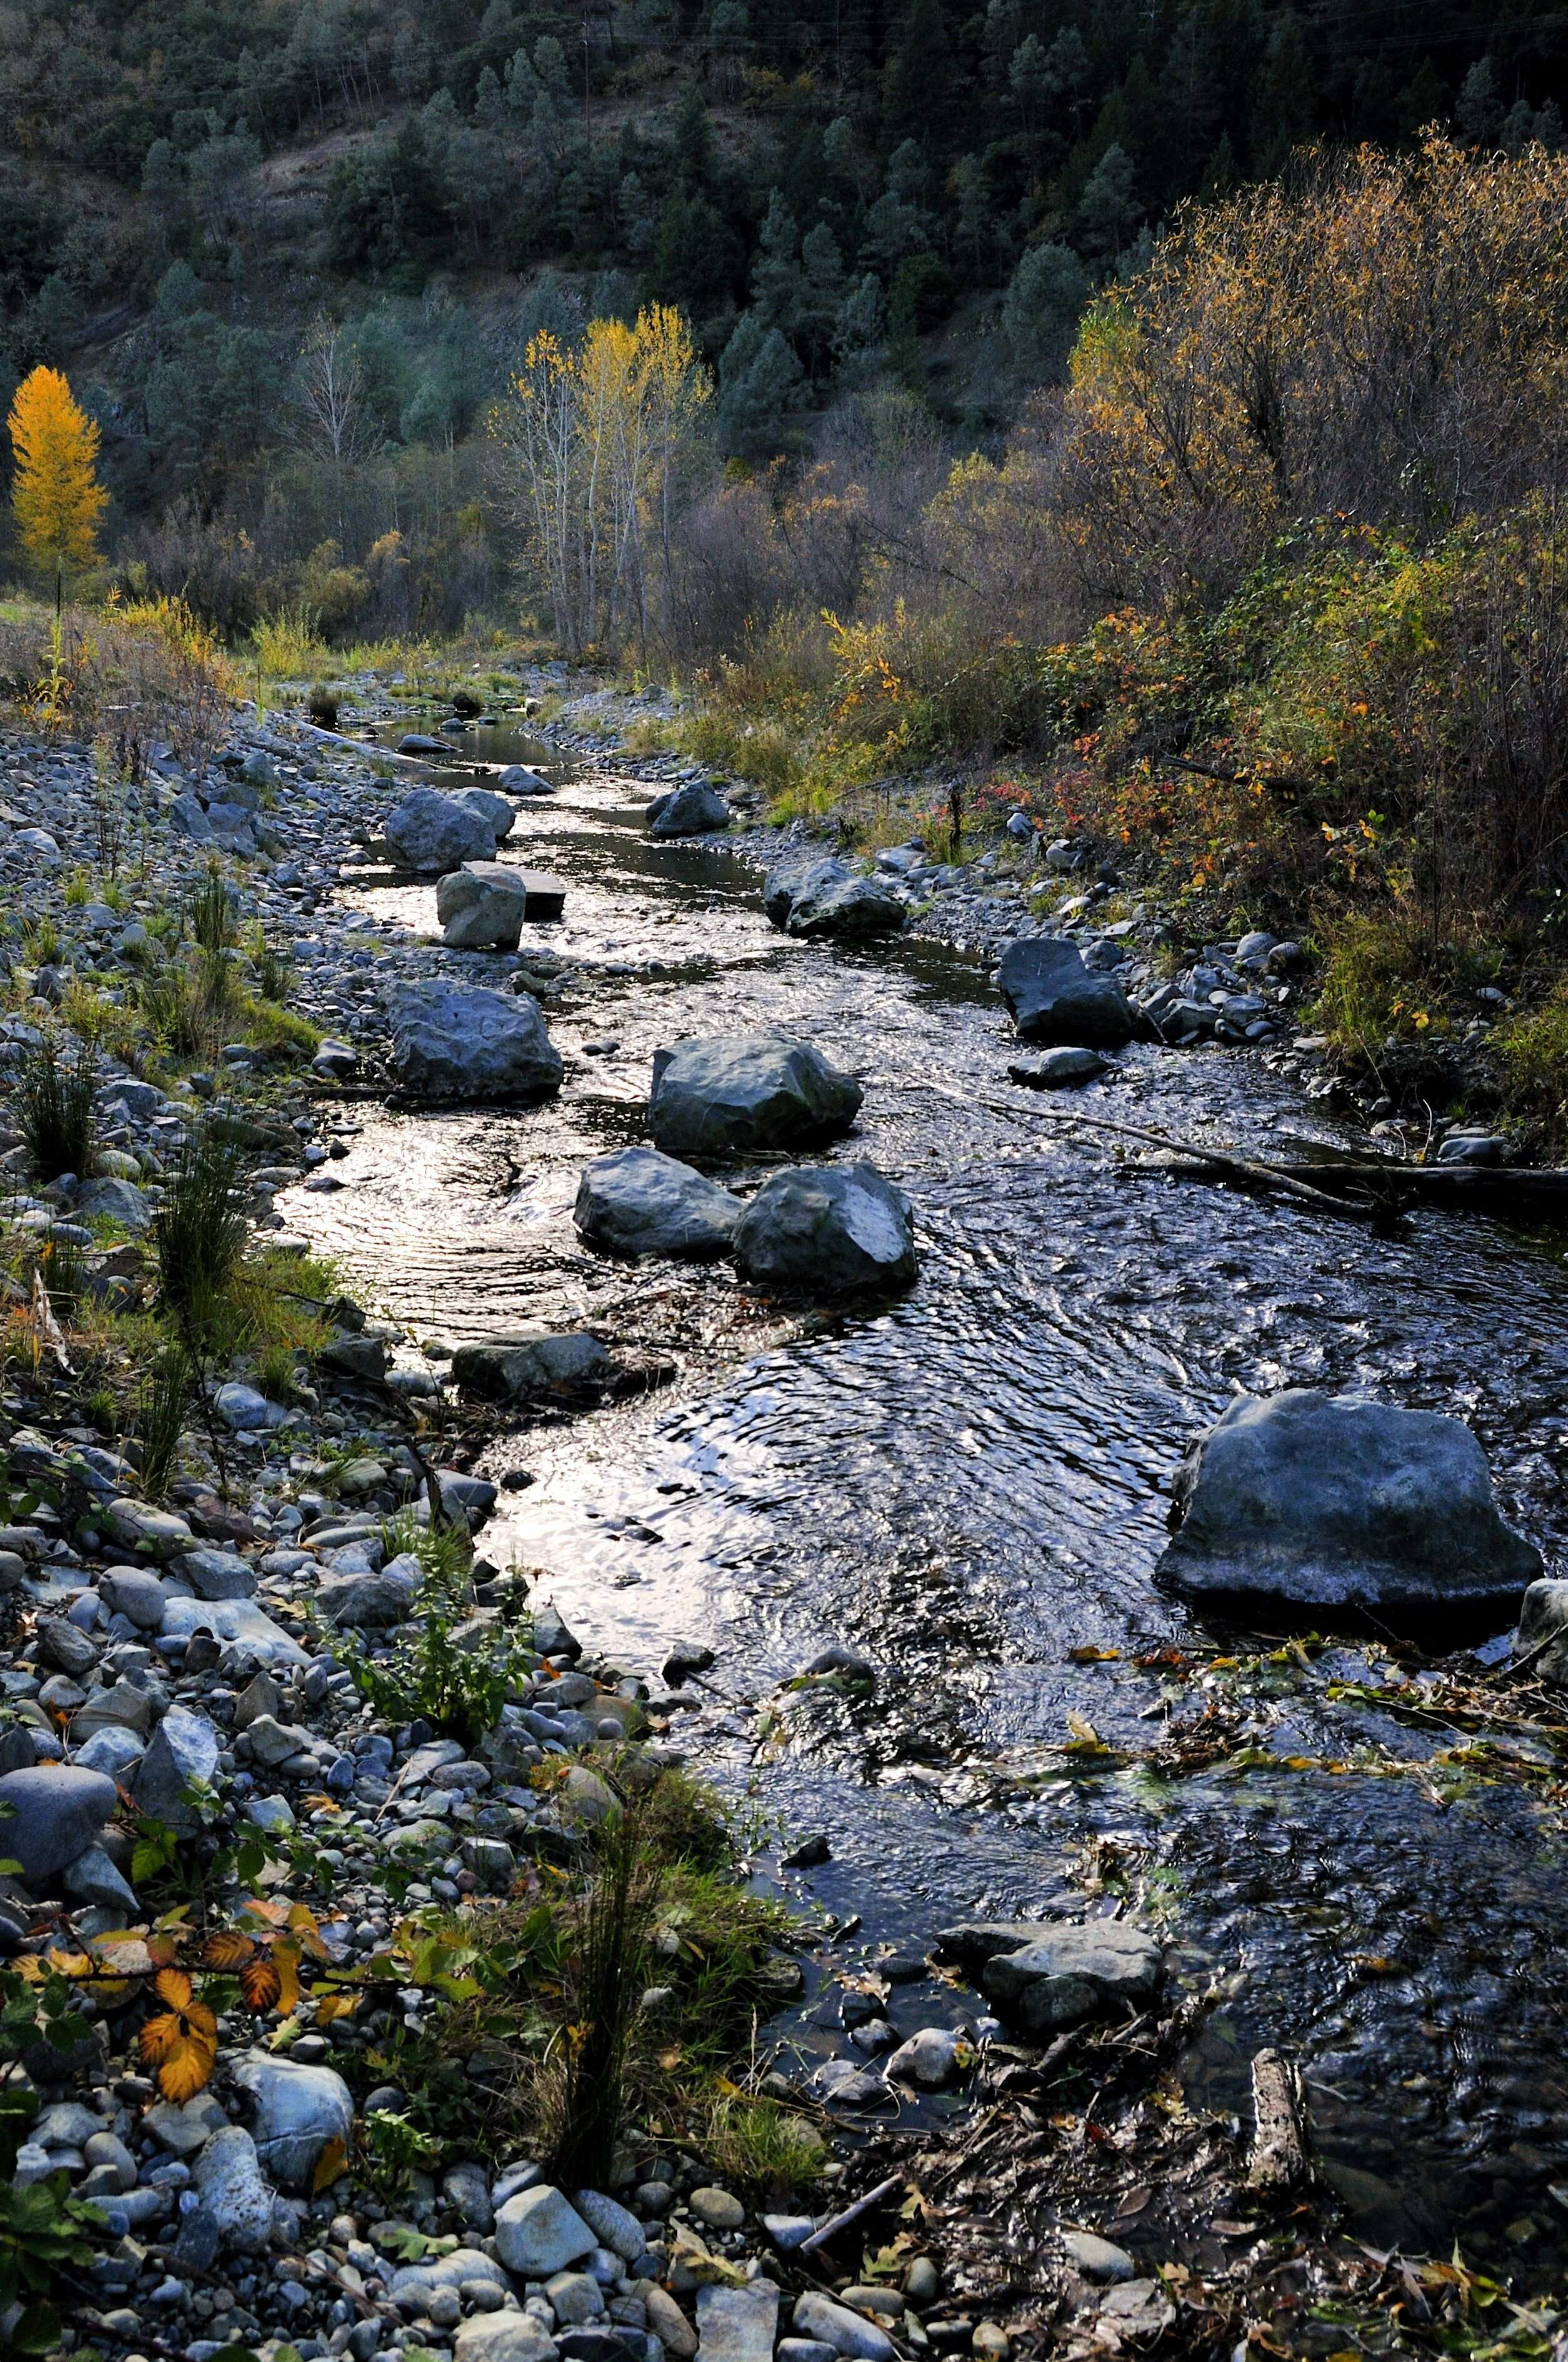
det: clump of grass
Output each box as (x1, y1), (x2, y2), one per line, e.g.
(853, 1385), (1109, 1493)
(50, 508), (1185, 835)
(701, 2093), (827, 2199)
(549, 1791), (659, 2190)
(254, 935), (292, 1003)
(186, 862), (235, 959)
(153, 1123), (249, 1326)
(683, 711), (799, 798)
(136, 1341), (194, 1496)
(14, 1030), (98, 1181)
(63, 866), (89, 908)
(252, 604), (325, 679)
(238, 995), (321, 1062)
(379, 1506), (473, 1590)
(21, 913), (60, 966)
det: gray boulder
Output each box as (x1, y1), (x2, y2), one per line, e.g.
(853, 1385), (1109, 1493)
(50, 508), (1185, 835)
(982, 1921), (1162, 2034)
(98, 1566), (170, 1631)
(193, 2126), (274, 2251)
(451, 1329), (611, 1403)
(1156, 1389), (1542, 1614)
(233, 2055), (352, 2191)
(997, 936), (1136, 1047)
(573, 1147), (742, 1261)
(387, 982), (563, 1106)
(446, 784), (517, 841)
(650, 1033), (862, 1158)
(436, 863), (529, 951)
(74, 1176), (152, 1231)
(763, 858), (848, 927)
(776, 867), (906, 939)
(317, 1563), (420, 1629)
(647, 781), (731, 838)
(385, 787), (495, 876)
(733, 1163), (917, 1296)
(0, 1763), (117, 1884)
(183, 1547), (257, 1601)
(134, 1705), (222, 1830)
(494, 2183), (597, 2277)
(496, 764), (554, 797)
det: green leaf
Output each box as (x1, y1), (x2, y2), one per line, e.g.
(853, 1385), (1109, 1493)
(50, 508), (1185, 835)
(9, 2299), (62, 2353)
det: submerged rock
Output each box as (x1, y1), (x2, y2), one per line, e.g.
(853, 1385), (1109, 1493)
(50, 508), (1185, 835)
(1157, 1389), (1542, 1614)
(384, 786), (496, 875)
(732, 1163), (917, 1295)
(573, 1146), (742, 1260)
(1007, 1046), (1116, 1088)
(997, 936), (1136, 1047)
(650, 1033), (862, 1158)
(387, 981), (563, 1105)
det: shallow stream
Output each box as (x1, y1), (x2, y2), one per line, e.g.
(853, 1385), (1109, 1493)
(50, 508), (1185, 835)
(295, 750), (1568, 2276)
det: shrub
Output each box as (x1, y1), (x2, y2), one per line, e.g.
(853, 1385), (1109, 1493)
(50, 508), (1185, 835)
(252, 604), (326, 678)
(14, 1031), (97, 1181)
(153, 1123), (250, 1326)
(1496, 991), (1568, 1156)
(136, 1342), (194, 1496)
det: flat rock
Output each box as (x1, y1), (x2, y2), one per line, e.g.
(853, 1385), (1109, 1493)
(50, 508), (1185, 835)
(573, 1146), (742, 1261)
(1156, 1389), (1542, 1614)
(1007, 1046), (1115, 1088)
(572, 2186), (645, 2262)
(387, 981), (564, 1106)
(997, 936), (1136, 1048)
(317, 1564), (419, 1628)
(885, 2026), (969, 2089)
(733, 1162), (916, 1295)
(696, 2281), (778, 2362)
(651, 1033), (862, 1159)
(451, 1328), (611, 1403)
(1060, 2231), (1136, 2283)
(182, 1546), (257, 1601)
(160, 1596), (309, 1668)
(454, 2319), (560, 2362)
(75, 1176), (152, 1230)
(982, 1921), (1161, 2035)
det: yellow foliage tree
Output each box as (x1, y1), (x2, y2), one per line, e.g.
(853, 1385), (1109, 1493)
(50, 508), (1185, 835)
(7, 364), (107, 613)
(491, 304), (711, 657)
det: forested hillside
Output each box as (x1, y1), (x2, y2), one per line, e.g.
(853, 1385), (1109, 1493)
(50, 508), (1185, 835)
(2, 0), (1568, 633)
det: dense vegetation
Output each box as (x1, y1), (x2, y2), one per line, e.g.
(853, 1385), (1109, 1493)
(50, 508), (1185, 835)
(2, 0), (1568, 628)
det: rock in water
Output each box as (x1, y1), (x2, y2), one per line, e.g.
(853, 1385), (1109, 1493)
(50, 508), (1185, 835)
(573, 1146), (742, 1260)
(784, 873), (905, 939)
(1156, 1389), (1542, 1614)
(436, 863), (529, 951)
(982, 1921), (1162, 2034)
(384, 786), (496, 875)
(387, 981), (563, 1104)
(763, 857), (849, 926)
(446, 783), (517, 841)
(997, 936), (1136, 1046)
(650, 1033), (862, 1158)
(0, 1763), (117, 1885)
(647, 781), (732, 838)
(451, 1329), (611, 1403)
(496, 764), (554, 797)
(1007, 1046), (1115, 1088)
(733, 1164), (917, 1294)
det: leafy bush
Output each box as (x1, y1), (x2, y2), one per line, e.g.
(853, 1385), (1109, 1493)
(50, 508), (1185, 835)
(333, 1573), (534, 1747)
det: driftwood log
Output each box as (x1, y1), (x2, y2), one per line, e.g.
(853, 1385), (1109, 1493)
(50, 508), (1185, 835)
(1247, 2048), (1313, 2196)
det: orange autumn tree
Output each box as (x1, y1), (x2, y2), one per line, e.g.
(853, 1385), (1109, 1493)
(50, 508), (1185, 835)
(7, 364), (107, 613)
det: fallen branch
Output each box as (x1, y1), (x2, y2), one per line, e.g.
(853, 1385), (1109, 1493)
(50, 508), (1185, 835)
(799, 2172), (905, 2254)
(1023, 1104), (1381, 1218)
(1247, 2047), (1313, 2196)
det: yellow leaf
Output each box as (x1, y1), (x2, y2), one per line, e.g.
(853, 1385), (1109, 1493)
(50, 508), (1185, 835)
(274, 1944), (302, 2016)
(45, 1949), (95, 1979)
(203, 1931), (256, 1971)
(139, 1999), (218, 2101)
(239, 1955), (282, 2011)
(312, 2134), (349, 2194)
(153, 1967), (194, 2010)
(314, 1993), (361, 2027)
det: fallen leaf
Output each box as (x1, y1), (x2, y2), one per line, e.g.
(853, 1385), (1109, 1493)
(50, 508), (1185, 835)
(1069, 1646), (1121, 1663)
(311, 2134), (349, 2193)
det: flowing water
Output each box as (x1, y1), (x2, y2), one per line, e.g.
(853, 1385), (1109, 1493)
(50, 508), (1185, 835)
(294, 753), (1568, 2275)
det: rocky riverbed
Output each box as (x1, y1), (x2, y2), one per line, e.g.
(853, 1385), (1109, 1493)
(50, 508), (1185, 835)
(2, 677), (1568, 2362)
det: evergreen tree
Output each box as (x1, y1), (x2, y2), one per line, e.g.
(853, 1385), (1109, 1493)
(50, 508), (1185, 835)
(1076, 143), (1139, 266)
(716, 311), (802, 452)
(882, 0), (952, 156)
(1001, 239), (1089, 374)
(797, 220), (846, 368)
(1456, 57), (1502, 146)
(832, 272), (885, 375)
(751, 189), (802, 331)
(1250, 11), (1312, 176)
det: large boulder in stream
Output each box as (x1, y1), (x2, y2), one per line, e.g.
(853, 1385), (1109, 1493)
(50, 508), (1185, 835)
(649, 1033), (862, 1159)
(997, 935), (1136, 1047)
(766, 858), (905, 940)
(436, 862), (529, 951)
(574, 1146), (742, 1261)
(647, 781), (731, 838)
(385, 787), (496, 875)
(733, 1163), (917, 1295)
(445, 784), (517, 842)
(386, 981), (563, 1106)
(1156, 1389), (1542, 1615)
